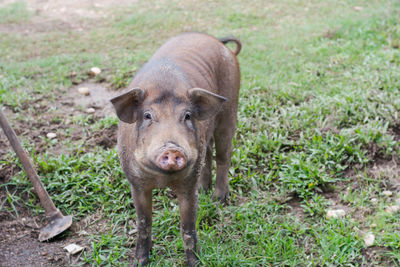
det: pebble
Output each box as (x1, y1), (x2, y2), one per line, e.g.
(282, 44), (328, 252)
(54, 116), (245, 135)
(370, 223), (377, 228)
(64, 244), (84, 255)
(354, 6), (363, 11)
(86, 108), (95, 114)
(363, 232), (375, 247)
(77, 230), (89, 236)
(326, 209), (346, 219)
(382, 190), (393, 197)
(385, 205), (400, 215)
(371, 198), (378, 204)
(78, 87), (90, 95)
(89, 67), (101, 76)
(128, 229), (137, 235)
(46, 132), (57, 139)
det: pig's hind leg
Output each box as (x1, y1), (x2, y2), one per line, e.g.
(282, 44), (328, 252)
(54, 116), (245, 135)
(213, 114), (236, 203)
(199, 139), (213, 193)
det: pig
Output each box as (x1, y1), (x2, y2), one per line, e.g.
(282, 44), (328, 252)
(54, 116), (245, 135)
(110, 32), (241, 266)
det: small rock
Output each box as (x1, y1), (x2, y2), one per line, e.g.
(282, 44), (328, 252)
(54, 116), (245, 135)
(77, 230), (88, 236)
(382, 190), (392, 197)
(354, 6), (363, 11)
(363, 232), (375, 247)
(371, 198), (378, 204)
(89, 67), (101, 76)
(326, 209), (346, 219)
(370, 223), (377, 228)
(86, 108), (95, 114)
(64, 244), (84, 255)
(128, 229), (137, 235)
(385, 205), (400, 215)
(78, 87), (90, 96)
(46, 132), (57, 139)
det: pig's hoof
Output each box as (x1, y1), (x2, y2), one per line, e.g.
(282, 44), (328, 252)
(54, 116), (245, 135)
(186, 251), (198, 267)
(133, 258), (149, 267)
(213, 191), (229, 204)
(198, 184), (210, 194)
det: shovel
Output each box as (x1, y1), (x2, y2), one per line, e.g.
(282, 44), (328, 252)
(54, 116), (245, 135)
(0, 107), (72, 241)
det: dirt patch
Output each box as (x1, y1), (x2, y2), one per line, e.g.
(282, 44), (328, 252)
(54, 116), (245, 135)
(0, 185), (115, 267)
(86, 124), (117, 149)
(68, 82), (117, 117)
(0, 0), (137, 34)
(368, 157), (400, 191)
(286, 196), (306, 220)
(389, 124), (400, 141)
(361, 246), (394, 267)
(1, 82), (118, 155)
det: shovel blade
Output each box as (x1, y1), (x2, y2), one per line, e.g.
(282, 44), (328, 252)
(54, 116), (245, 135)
(39, 215), (73, 242)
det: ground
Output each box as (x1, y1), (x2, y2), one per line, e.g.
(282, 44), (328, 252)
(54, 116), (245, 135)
(1, 0), (400, 266)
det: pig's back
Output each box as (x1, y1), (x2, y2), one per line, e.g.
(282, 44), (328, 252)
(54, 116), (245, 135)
(150, 32), (238, 95)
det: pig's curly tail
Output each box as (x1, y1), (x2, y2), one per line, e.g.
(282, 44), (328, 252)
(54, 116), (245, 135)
(219, 37), (242, 56)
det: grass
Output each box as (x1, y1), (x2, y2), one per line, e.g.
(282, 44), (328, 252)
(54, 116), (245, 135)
(1, 0), (400, 266)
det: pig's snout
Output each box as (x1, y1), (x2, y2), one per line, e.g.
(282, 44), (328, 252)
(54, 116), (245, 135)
(157, 149), (187, 172)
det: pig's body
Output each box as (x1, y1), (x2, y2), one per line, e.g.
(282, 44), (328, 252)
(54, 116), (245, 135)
(111, 32), (241, 266)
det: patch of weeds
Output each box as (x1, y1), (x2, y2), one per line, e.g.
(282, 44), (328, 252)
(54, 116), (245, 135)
(301, 194), (328, 217)
(312, 219), (363, 265)
(92, 116), (118, 131)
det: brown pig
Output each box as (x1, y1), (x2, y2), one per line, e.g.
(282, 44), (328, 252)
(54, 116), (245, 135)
(110, 32), (241, 266)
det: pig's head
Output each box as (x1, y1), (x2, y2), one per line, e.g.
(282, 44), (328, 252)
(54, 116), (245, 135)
(111, 87), (226, 176)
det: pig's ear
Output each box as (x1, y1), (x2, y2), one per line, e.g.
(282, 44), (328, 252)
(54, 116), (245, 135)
(110, 88), (145, 123)
(188, 88), (227, 120)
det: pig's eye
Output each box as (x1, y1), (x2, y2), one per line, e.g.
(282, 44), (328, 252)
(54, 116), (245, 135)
(184, 112), (191, 121)
(144, 112), (152, 120)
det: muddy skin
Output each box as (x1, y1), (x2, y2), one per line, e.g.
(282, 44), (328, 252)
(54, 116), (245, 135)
(111, 32), (241, 266)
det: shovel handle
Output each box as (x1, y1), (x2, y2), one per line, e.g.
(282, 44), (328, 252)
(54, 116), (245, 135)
(0, 107), (62, 219)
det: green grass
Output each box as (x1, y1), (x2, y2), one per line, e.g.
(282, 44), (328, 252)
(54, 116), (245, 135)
(1, 0), (400, 266)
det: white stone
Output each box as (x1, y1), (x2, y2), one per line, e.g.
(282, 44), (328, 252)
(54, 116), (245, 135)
(89, 67), (101, 76)
(363, 232), (375, 247)
(382, 190), (393, 197)
(78, 87), (90, 95)
(326, 209), (346, 219)
(385, 205), (400, 215)
(354, 6), (363, 11)
(64, 244), (84, 255)
(46, 132), (57, 139)
(371, 198), (378, 204)
(370, 223), (377, 228)
(77, 230), (88, 236)
(128, 229), (137, 235)
(86, 108), (95, 114)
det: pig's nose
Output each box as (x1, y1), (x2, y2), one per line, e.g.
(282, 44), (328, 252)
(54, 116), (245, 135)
(157, 149), (187, 172)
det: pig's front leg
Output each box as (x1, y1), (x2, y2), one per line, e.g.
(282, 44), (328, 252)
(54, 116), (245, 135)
(177, 189), (199, 267)
(131, 185), (153, 266)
